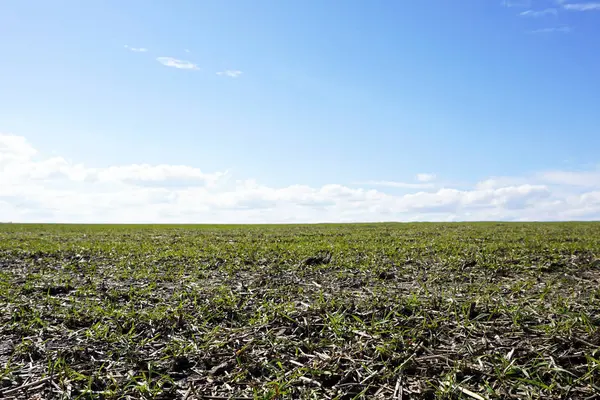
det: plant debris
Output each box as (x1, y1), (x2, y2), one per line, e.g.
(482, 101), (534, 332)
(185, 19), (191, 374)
(1, 223), (599, 399)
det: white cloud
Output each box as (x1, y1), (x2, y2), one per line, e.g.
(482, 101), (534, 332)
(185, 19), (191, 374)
(217, 70), (243, 78)
(0, 134), (37, 164)
(475, 177), (528, 190)
(358, 180), (434, 189)
(563, 2), (600, 10)
(502, 0), (531, 7)
(2, 133), (600, 223)
(416, 173), (436, 182)
(156, 57), (199, 70)
(124, 45), (148, 53)
(519, 8), (558, 16)
(538, 170), (600, 186)
(184, 49), (191, 53)
(528, 26), (572, 33)
(93, 164), (227, 187)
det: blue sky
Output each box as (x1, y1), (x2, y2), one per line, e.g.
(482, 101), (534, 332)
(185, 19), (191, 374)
(1, 0), (600, 222)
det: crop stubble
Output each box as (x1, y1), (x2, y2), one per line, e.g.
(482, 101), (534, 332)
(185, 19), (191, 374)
(0, 223), (599, 399)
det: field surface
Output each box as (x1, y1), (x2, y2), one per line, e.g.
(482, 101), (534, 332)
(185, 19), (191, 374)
(1, 223), (600, 399)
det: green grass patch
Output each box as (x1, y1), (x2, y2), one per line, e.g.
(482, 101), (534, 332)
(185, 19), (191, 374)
(0, 223), (599, 399)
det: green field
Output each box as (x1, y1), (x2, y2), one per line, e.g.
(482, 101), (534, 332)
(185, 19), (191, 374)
(1, 223), (599, 399)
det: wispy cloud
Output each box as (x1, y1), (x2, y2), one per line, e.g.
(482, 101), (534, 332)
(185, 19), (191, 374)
(502, 0), (531, 7)
(416, 173), (436, 183)
(358, 180), (435, 189)
(124, 45), (148, 53)
(217, 70), (243, 78)
(156, 57), (199, 70)
(519, 8), (558, 16)
(563, 2), (600, 10)
(184, 49), (191, 53)
(528, 25), (572, 33)
(538, 170), (600, 186)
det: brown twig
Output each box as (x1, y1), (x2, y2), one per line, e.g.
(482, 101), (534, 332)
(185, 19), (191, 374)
(0, 377), (51, 396)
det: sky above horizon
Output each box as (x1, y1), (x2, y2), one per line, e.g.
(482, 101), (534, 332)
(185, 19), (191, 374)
(1, 0), (600, 223)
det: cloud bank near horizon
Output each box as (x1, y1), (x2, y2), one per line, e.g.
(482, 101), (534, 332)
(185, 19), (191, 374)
(1, 133), (599, 223)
